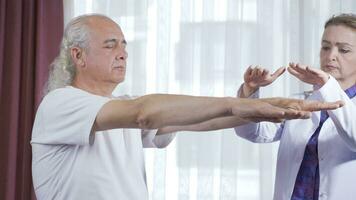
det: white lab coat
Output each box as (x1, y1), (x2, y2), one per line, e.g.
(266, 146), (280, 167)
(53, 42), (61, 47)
(234, 76), (356, 200)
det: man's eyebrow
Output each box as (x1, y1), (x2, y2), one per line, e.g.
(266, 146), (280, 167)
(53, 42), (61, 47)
(103, 38), (127, 45)
(103, 38), (118, 44)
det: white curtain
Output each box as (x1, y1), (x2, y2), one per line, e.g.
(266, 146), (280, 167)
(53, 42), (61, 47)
(63, 0), (356, 199)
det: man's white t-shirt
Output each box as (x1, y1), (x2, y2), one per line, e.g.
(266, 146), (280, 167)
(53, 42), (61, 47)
(31, 86), (175, 200)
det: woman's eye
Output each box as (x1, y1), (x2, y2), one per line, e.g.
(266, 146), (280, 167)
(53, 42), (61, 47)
(321, 46), (330, 51)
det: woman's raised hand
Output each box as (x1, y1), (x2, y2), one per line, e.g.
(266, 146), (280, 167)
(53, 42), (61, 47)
(241, 66), (286, 97)
(287, 62), (329, 87)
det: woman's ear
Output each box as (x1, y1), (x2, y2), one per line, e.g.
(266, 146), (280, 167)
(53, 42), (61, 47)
(70, 47), (85, 67)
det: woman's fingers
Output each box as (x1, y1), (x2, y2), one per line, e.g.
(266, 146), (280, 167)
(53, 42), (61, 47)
(255, 66), (264, 76)
(262, 69), (270, 77)
(246, 65), (253, 76)
(287, 66), (302, 78)
(305, 66), (319, 75)
(271, 66), (286, 79)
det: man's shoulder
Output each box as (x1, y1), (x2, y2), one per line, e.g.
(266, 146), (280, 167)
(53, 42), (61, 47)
(44, 86), (108, 103)
(39, 87), (109, 111)
(45, 86), (91, 98)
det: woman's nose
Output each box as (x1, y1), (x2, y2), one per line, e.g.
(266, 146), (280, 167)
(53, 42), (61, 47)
(328, 48), (338, 61)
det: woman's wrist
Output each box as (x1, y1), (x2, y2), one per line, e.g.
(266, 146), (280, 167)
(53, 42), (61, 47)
(316, 74), (330, 87)
(241, 83), (258, 98)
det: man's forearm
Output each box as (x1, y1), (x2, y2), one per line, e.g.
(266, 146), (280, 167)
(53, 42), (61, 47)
(95, 94), (238, 131)
(135, 94), (234, 129)
(157, 116), (249, 135)
(95, 93), (343, 132)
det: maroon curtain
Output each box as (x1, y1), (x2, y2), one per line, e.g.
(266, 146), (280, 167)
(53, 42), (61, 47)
(0, 0), (63, 199)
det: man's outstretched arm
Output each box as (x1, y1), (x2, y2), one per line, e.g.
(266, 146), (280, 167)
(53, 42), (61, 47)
(156, 97), (345, 134)
(94, 94), (343, 131)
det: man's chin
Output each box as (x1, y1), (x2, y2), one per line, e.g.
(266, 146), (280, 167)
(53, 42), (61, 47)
(115, 77), (125, 84)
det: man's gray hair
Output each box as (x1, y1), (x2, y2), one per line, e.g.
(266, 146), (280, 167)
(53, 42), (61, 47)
(45, 14), (115, 94)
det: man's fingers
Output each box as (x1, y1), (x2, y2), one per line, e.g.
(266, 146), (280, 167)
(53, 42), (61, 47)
(261, 97), (344, 112)
(255, 104), (309, 119)
(247, 107), (311, 122)
(284, 109), (311, 119)
(233, 98), (327, 123)
(248, 117), (284, 123)
(277, 107), (311, 119)
(232, 100), (287, 120)
(301, 100), (344, 111)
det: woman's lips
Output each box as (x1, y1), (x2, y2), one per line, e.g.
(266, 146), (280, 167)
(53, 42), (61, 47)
(323, 64), (338, 70)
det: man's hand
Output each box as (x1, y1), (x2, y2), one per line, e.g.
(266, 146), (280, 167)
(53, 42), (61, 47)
(287, 62), (330, 87)
(241, 66), (286, 97)
(231, 97), (344, 123)
(156, 97), (344, 135)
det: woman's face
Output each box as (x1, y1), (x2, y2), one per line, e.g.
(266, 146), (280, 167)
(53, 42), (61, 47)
(320, 25), (356, 89)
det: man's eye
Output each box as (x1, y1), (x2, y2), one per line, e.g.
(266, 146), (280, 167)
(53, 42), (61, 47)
(321, 46), (330, 51)
(339, 49), (350, 53)
(105, 43), (117, 49)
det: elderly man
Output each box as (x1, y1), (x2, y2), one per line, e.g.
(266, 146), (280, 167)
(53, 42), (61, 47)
(31, 14), (343, 200)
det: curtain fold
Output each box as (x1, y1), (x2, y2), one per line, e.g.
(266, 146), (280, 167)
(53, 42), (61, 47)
(0, 0), (63, 199)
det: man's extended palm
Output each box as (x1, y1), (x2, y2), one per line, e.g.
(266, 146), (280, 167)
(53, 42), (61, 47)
(231, 97), (344, 123)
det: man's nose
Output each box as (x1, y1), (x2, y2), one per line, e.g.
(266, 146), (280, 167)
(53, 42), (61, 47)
(116, 48), (128, 61)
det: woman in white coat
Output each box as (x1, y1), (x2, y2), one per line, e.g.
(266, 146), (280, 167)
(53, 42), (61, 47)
(234, 13), (356, 200)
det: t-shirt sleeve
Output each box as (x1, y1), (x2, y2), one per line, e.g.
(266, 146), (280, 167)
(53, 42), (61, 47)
(31, 87), (111, 146)
(117, 95), (176, 148)
(141, 129), (176, 148)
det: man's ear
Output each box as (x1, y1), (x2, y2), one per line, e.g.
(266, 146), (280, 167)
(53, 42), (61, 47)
(70, 47), (85, 67)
